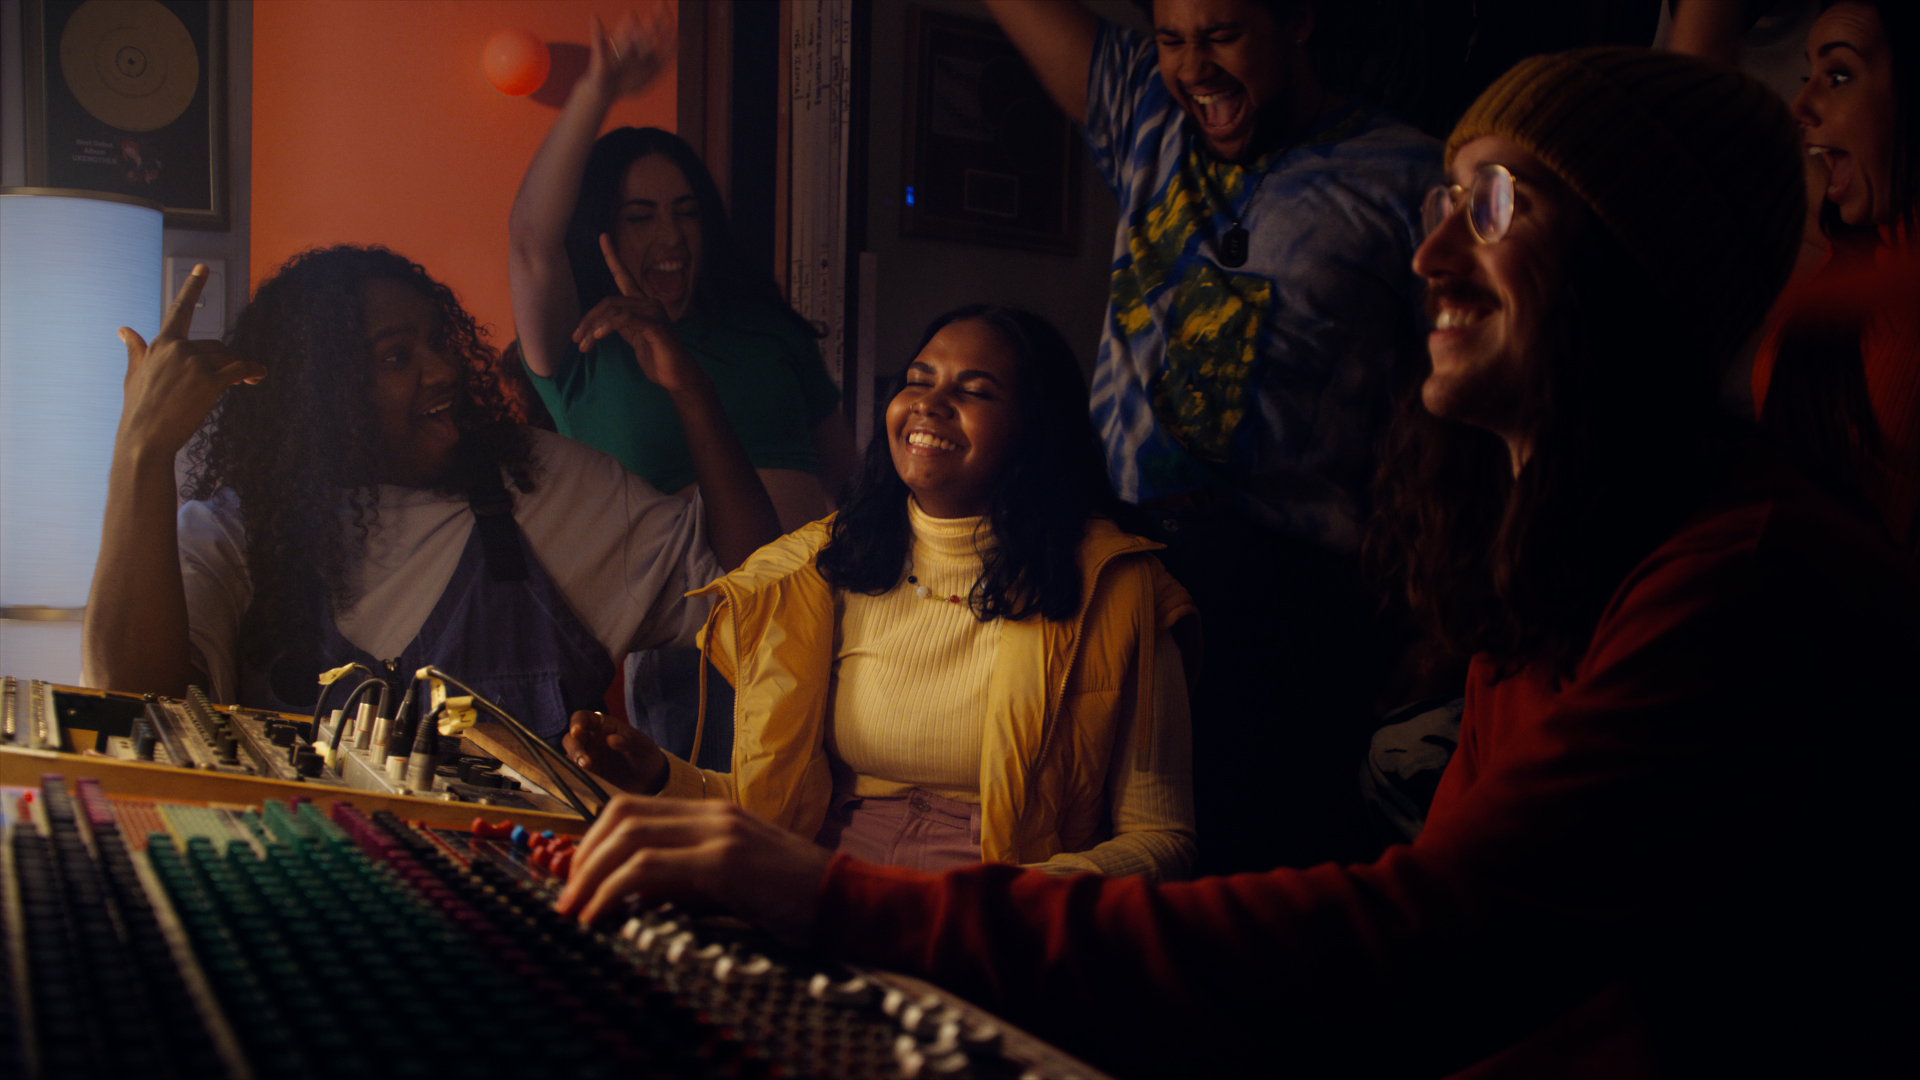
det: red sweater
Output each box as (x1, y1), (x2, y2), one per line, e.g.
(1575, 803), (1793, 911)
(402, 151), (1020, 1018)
(813, 452), (1919, 1078)
(1753, 228), (1920, 549)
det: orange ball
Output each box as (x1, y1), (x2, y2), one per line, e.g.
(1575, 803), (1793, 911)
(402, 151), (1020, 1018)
(482, 28), (550, 97)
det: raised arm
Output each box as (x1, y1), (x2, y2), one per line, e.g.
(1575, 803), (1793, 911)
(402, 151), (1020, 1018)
(981, 0), (1100, 124)
(83, 267), (267, 695)
(1666, 0), (1748, 66)
(508, 11), (669, 378)
(577, 235), (779, 569)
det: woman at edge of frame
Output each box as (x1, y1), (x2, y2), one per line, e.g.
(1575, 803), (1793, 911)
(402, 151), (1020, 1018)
(1754, 0), (1920, 560)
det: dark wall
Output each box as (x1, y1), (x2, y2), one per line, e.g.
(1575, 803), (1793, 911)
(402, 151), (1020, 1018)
(730, 4), (781, 283)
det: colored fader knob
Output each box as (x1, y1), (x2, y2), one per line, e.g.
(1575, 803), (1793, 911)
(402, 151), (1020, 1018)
(471, 817), (515, 839)
(482, 28), (550, 97)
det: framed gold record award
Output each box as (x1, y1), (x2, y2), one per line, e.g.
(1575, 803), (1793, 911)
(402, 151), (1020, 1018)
(21, 0), (227, 230)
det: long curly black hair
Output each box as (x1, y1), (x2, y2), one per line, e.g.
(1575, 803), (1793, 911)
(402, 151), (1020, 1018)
(815, 306), (1148, 623)
(183, 246), (535, 672)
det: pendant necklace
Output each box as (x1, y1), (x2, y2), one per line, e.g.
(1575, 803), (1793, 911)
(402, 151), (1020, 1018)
(1215, 163), (1271, 269)
(905, 557), (963, 605)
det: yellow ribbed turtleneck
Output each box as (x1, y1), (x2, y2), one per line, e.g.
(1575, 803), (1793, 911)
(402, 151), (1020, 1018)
(825, 498), (1003, 801)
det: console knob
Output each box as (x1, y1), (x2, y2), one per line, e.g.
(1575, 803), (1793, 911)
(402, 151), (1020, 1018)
(809, 973), (873, 1005)
(901, 1002), (958, 1038)
(662, 931), (699, 965)
(959, 1021), (1003, 1057)
(897, 1043), (972, 1079)
(713, 953), (775, 983)
(884, 989), (940, 1018)
(636, 920), (683, 953)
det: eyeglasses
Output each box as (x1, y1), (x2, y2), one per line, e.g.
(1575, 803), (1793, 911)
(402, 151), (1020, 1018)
(1421, 163), (1521, 245)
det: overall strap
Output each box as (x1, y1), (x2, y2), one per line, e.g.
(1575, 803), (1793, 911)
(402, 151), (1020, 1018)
(465, 462), (528, 583)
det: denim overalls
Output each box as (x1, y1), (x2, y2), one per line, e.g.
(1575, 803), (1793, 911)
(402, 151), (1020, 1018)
(236, 472), (614, 743)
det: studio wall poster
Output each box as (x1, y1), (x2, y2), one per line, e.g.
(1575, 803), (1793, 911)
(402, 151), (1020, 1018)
(901, 7), (1078, 255)
(20, 0), (228, 230)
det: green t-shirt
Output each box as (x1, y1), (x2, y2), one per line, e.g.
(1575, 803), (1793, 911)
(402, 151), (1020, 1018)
(529, 306), (841, 494)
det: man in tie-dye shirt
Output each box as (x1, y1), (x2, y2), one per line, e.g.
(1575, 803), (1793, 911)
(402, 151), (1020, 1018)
(988, 0), (1439, 873)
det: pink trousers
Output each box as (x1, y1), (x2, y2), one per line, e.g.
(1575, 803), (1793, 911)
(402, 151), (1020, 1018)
(814, 789), (982, 872)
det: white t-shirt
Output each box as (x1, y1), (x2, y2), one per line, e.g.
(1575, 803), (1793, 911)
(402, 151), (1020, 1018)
(178, 429), (720, 703)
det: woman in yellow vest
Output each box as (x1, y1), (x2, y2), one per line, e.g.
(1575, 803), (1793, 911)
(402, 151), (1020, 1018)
(567, 306), (1198, 879)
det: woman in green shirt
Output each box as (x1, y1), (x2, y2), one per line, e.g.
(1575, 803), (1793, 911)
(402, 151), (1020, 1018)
(510, 13), (856, 762)
(509, 13), (855, 524)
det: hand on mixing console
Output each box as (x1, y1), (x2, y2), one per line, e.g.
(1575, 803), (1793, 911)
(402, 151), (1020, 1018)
(116, 265), (268, 457)
(558, 795), (834, 938)
(563, 708), (669, 793)
(572, 234), (709, 397)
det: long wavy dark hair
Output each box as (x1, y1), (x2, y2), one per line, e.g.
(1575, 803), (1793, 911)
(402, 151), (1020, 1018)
(567, 126), (815, 337)
(816, 306), (1144, 622)
(1367, 222), (1747, 678)
(184, 246), (535, 674)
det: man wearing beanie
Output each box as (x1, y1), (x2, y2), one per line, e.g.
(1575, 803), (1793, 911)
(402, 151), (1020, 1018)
(558, 49), (1918, 1078)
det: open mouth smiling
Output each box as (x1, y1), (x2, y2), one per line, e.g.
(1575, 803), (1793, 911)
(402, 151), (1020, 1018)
(905, 430), (962, 453)
(1186, 82), (1249, 134)
(1433, 307), (1488, 331)
(1806, 144), (1855, 201)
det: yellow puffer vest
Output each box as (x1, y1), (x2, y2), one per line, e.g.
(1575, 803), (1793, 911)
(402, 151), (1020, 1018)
(659, 515), (1196, 864)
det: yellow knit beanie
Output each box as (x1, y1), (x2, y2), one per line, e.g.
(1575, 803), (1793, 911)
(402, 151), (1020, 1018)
(1448, 47), (1805, 367)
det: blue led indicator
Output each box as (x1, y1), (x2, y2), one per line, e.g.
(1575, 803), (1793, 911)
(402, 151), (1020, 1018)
(906, 186), (916, 206)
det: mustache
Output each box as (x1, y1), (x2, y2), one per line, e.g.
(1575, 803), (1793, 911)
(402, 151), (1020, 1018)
(1424, 281), (1500, 321)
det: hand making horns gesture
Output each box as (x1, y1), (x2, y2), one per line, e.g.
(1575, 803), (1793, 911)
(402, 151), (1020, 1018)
(115, 265), (266, 459)
(571, 233), (709, 395)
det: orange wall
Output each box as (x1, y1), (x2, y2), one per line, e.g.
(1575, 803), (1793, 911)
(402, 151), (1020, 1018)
(252, 0), (676, 346)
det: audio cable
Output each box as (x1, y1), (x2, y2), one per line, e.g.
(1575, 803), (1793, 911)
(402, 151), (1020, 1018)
(413, 667), (606, 824)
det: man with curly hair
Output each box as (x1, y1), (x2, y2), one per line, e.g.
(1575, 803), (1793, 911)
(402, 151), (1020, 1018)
(985, 0), (1442, 872)
(82, 245), (779, 740)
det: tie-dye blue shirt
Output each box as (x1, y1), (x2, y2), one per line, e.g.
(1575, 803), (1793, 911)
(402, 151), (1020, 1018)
(1085, 22), (1441, 552)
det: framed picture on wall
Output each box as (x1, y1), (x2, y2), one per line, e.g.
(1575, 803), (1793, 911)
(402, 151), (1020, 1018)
(20, 0), (228, 230)
(901, 7), (1079, 255)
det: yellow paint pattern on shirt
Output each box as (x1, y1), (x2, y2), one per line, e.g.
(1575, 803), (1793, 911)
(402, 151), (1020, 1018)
(1111, 153), (1276, 462)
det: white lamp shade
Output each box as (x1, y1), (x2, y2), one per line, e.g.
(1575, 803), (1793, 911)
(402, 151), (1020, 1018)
(0, 190), (163, 685)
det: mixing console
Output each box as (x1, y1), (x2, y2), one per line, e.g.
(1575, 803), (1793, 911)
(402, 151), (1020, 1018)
(3, 775), (1111, 1080)
(2, 676), (578, 815)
